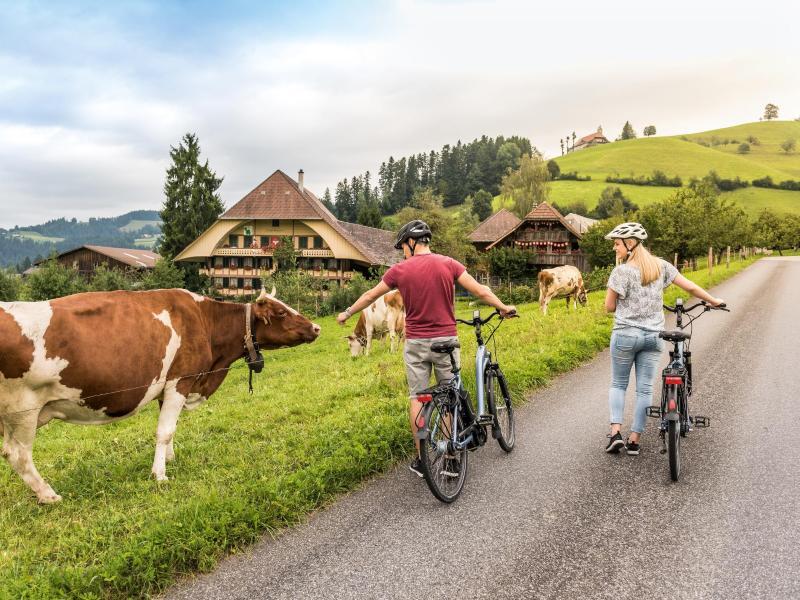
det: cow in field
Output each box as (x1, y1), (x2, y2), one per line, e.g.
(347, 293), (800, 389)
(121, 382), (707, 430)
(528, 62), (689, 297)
(345, 290), (405, 356)
(538, 266), (588, 315)
(0, 287), (320, 503)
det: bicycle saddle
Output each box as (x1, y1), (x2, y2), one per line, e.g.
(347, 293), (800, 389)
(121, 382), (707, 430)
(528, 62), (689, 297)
(431, 340), (461, 354)
(659, 330), (691, 342)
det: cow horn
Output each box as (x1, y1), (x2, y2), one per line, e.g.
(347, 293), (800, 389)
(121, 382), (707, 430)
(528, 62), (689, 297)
(257, 287), (269, 302)
(270, 285), (277, 297)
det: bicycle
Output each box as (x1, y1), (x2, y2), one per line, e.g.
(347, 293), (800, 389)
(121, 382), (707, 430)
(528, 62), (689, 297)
(415, 309), (517, 503)
(646, 298), (729, 481)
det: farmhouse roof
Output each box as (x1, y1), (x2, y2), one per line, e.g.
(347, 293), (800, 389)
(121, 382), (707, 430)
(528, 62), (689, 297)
(37, 245), (161, 269)
(563, 213), (598, 234)
(468, 209), (522, 242)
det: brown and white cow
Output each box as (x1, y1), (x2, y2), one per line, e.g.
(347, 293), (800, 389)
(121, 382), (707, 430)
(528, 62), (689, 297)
(345, 290), (405, 356)
(538, 265), (588, 315)
(0, 287), (320, 503)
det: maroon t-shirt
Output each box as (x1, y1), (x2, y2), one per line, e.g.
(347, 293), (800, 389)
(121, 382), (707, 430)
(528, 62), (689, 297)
(382, 253), (466, 339)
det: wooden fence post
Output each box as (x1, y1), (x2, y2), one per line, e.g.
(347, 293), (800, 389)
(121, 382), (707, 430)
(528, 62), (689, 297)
(708, 247), (713, 276)
(673, 253), (678, 267)
(726, 246), (730, 268)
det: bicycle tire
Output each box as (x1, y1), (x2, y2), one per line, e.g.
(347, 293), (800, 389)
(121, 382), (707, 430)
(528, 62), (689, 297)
(486, 368), (515, 452)
(418, 397), (468, 503)
(667, 389), (681, 481)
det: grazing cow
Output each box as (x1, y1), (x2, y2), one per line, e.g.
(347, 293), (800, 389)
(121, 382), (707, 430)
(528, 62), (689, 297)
(538, 265), (588, 315)
(345, 290), (405, 356)
(0, 287), (320, 503)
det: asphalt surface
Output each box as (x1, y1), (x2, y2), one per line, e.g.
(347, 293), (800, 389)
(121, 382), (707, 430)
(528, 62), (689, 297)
(166, 257), (800, 600)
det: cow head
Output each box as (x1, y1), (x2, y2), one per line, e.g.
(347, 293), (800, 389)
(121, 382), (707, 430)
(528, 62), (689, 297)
(251, 287), (321, 349)
(345, 334), (365, 357)
(578, 289), (588, 305)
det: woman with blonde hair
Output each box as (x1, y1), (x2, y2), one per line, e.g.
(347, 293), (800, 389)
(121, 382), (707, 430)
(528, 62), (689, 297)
(603, 222), (724, 455)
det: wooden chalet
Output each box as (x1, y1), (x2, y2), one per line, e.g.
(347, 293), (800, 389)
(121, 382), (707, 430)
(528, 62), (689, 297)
(175, 170), (400, 296)
(32, 245), (160, 277)
(470, 202), (590, 272)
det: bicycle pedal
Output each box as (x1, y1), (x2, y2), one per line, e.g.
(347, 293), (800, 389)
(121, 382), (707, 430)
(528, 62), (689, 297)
(645, 406), (663, 418)
(692, 415), (711, 428)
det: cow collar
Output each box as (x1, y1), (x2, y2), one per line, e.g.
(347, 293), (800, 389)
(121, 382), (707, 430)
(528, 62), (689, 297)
(243, 303), (265, 393)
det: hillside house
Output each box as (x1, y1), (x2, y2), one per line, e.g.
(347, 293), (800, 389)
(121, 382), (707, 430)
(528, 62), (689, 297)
(572, 126), (610, 151)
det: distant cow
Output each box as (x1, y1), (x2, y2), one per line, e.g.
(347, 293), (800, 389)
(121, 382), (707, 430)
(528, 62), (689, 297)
(538, 266), (587, 315)
(346, 290), (405, 356)
(0, 287), (320, 503)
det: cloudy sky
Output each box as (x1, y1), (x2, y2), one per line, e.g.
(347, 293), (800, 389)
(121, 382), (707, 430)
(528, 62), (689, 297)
(1, 0), (799, 229)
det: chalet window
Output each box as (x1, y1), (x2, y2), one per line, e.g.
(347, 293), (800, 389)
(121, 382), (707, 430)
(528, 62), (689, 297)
(313, 236), (323, 249)
(327, 259), (337, 270)
(243, 257), (253, 268)
(228, 234), (239, 248)
(237, 278), (244, 289)
(253, 278), (261, 290)
(272, 219), (280, 227)
(313, 259), (323, 270)
(230, 258), (238, 269)
(244, 278), (253, 289)
(214, 257), (223, 268)
(222, 257), (229, 268)
(222, 277), (229, 288)
(260, 236), (269, 247)
(214, 278), (223, 287)
(298, 236), (308, 249)
(243, 235), (253, 248)
(341, 260), (350, 271)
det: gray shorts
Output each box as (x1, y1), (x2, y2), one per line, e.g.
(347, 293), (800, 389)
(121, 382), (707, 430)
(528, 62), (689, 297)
(403, 336), (460, 399)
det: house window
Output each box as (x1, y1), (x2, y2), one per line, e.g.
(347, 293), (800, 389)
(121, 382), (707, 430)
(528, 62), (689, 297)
(253, 278), (262, 290)
(228, 234), (239, 248)
(313, 258), (323, 270)
(260, 236), (269, 247)
(222, 277), (229, 288)
(327, 259), (337, 270)
(222, 257), (229, 268)
(313, 236), (323, 249)
(298, 236), (308, 249)
(230, 258), (238, 269)
(243, 235), (253, 248)
(243, 257), (253, 269)
(214, 278), (224, 287)
(272, 219), (280, 227)
(237, 278), (244, 289)
(214, 257), (223, 268)
(244, 278), (253, 289)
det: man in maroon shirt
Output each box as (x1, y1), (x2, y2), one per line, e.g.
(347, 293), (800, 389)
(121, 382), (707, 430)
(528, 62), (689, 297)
(337, 220), (515, 477)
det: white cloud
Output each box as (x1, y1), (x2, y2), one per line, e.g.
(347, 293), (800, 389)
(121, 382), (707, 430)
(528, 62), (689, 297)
(0, 0), (799, 229)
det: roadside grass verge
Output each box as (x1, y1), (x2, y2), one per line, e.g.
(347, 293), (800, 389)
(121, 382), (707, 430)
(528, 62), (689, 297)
(0, 256), (759, 598)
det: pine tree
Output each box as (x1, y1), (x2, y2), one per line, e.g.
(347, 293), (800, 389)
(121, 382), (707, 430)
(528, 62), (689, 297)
(158, 133), (224, 291)
(322, 187), (336, 214)
(619, 121), (637, 140)
(472, 189), (493, 221)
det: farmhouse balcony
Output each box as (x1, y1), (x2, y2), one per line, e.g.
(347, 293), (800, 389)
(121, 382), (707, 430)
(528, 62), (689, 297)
(213, 247), (334, 258)
(516, 231), (570, 242)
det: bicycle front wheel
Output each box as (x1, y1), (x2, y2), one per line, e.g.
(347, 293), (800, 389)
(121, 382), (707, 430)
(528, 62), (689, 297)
(418, 398), (468, 503)
(486, 368), (515, 452)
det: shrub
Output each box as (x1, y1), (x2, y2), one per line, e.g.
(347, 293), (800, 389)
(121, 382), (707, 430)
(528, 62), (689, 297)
(0, 268), (22, 301)
(25, 259), (87, 300)
(493, 283), (536, 305)
(747, 135), (760, 145)
(557, 171), (591, 182)
(582, 265), (614, 292)
(737, 143), (750, 154)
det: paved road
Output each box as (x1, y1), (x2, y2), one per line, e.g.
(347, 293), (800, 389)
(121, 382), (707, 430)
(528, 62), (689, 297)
(166, 257), (800, 600)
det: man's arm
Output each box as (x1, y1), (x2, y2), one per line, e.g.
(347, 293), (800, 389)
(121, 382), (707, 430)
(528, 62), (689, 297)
(336, 281), (392, 325)
(456, 271), (516, 316)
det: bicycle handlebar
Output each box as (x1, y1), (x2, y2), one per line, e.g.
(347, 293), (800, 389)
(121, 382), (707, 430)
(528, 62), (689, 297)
(663, 300), (730, 313)
(456, 309), (518, 327)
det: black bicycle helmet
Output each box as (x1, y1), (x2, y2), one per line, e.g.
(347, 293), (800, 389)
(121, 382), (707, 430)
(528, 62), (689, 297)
(394, 220), (432, 249)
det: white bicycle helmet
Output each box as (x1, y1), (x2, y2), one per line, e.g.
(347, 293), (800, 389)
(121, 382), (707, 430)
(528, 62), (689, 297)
(604, 222), (648, 240)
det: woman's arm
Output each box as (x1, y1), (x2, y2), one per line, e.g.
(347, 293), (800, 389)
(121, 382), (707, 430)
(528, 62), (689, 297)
(604, 288), (618, 313)
(671, 274), (724, 306)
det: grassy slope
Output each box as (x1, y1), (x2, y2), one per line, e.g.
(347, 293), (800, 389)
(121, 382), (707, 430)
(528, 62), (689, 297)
(120, 220), (162, 233)
(0, 257), (759, 599)
(12, 231), (64, 243)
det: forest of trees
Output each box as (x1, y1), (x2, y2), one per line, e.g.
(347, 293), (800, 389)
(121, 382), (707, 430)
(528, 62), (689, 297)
(329, 135), (533, 224)
(0, 210), (162, 270)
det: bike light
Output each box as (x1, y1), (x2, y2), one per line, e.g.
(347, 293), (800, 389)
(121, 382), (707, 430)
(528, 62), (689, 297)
(664, 376), (683, 385)
(417, 394), (433, 403)
(668, 399), (677, 411)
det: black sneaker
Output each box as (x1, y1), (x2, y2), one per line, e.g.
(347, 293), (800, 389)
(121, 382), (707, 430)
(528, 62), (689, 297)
(605, 432), (625, 453)
(409, 458), (424, 478)
(626, 438), (641, 456)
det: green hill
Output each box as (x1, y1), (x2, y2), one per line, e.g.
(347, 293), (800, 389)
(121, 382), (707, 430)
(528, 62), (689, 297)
(546, 121), (800, 216)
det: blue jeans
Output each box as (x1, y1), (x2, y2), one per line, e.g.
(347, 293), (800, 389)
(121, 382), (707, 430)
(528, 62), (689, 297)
(609, 327), (663, 434)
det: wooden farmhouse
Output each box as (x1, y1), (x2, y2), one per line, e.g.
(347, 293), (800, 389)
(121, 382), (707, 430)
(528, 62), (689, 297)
(31, 245), (160, 277)
(572, 126), (610, 151)
(175, 170), (400, 296)
(469, 203), (592, 272)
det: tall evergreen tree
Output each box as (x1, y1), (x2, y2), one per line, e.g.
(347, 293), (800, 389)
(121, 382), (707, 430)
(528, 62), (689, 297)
(159, 133), (224, 291)
(321, 187), (335, 213)
(619, 121), (637, 140)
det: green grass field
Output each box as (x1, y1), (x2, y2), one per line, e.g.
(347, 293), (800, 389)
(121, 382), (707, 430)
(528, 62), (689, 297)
(120, 220), (162, 233)
(0, 256), (759, 598)
(134, 237), (158, 248)
(10, 230), (64, 243)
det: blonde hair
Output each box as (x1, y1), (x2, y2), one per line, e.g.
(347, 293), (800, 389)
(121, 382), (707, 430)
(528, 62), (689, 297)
(626, 242), (662, 286)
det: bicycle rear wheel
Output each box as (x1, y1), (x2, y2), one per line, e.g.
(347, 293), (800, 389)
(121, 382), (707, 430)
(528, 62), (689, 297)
(667, 389), (681, 481)
(486, 368), (515, 452)
(418, 397), (468, 503)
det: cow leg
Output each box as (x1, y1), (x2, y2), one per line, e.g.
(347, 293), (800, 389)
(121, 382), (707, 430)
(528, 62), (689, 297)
(1, 411), (61, 503)
(152, 382), (186, 481)
(387, 315), (397, 353)
(541, 294), (552, 315)
(364, 322), (374, 356)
